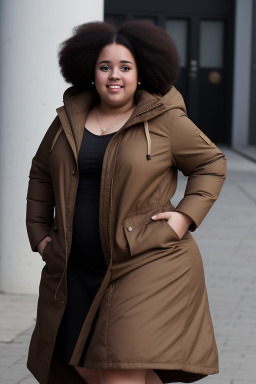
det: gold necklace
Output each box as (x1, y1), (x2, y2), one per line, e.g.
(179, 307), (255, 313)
(95, 106), (135, 135)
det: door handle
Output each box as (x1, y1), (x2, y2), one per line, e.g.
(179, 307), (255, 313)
(189, 59), (198, 79)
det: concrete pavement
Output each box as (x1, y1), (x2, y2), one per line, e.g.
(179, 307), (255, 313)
(1, 147), (256, 383)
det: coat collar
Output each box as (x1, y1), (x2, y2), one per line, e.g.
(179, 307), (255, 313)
(57, 85), (186, 156)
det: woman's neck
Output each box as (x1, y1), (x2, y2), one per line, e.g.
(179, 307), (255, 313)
(97, 100), (136, 116)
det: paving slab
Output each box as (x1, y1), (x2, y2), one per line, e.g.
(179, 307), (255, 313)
(0, 294), (37, 343)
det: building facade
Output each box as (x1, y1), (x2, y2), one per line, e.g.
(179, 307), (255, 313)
(105, 0), (256, 150)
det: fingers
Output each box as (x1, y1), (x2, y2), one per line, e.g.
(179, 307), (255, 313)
(151, 212), (172, 220)
(38, 236), (52, 256)
(151, 211), (193, 239)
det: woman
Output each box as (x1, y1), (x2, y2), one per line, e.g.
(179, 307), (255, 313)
(26, 21), (226, 384)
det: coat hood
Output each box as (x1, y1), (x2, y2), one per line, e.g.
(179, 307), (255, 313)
(61, 85), (187, 126)
(60, 85), (187, 160)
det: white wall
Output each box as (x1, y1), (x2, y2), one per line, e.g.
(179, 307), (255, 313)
(232, 0), (253, 147)
(0, 0), (104, 294)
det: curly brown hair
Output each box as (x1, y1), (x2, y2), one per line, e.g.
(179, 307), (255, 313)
(58, 21), (180, 96)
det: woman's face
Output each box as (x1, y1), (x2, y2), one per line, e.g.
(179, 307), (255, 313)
(94, 43), (138, 109)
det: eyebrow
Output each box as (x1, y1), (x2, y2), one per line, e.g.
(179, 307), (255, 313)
(98, 60), (133, 65)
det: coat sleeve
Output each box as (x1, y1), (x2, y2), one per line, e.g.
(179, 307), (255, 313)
(26, 116), (60, 251)
(170, 110), (227, 231)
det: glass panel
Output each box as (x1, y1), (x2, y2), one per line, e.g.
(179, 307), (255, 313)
(200, 20), (224, 68)
(165, 19), (188, 67)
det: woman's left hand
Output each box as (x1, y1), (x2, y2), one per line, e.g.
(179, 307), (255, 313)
(151, 211), (193, 239)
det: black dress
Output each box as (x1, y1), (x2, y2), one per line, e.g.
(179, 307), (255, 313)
(53, 127), (116, 366)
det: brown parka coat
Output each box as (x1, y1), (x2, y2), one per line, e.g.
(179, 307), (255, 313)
(26, 86), (226, 384)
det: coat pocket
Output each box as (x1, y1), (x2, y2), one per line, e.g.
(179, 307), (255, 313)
(161, 220), (182, 240)
(123, 209), (181, 258)
(42, 240), (52, 262)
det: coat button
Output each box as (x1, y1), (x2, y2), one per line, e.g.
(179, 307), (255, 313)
(72, 171), (75, 175)
(54, 226), (58, 232)
(127, 226), (133, 232)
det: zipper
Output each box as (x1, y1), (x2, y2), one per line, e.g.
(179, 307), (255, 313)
(107, 132), (125, 266)
(107, 103), (163, 262)
(131, 102), (163, 119)
(54, 228), (68, 304)
(55, 167), (79, 302)
(54, 108), (79, 303)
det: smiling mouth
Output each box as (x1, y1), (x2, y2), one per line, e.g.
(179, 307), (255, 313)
(106, 85), (124, 89)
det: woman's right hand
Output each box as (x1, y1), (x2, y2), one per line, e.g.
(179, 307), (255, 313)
(37, 236), (52, 257)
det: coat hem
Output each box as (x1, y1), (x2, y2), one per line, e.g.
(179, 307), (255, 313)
(81, 361), (219, 375)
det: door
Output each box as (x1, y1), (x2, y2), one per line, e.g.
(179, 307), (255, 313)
(104, 0), (234, 144)
(165, 18), (227, 143)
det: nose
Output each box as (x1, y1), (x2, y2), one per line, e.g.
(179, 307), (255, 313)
(109, 67), (121, 80)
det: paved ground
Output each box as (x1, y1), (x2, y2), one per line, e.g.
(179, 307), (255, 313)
(1, 146), (256, 384)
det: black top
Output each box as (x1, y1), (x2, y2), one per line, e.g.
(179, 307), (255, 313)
(69, 127), (116, 273)
(53, 127), (117, 365)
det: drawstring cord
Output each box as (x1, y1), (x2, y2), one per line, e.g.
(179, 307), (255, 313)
(50, 126), (63, 152)
(144, 121), (151, 160)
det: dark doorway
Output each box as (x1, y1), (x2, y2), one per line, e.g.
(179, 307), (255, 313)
(105, 0), (234, 144)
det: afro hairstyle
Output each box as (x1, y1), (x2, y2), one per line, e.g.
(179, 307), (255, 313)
(58, 20), (180, 95)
